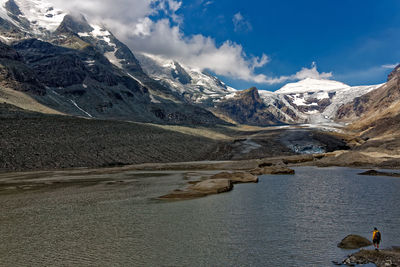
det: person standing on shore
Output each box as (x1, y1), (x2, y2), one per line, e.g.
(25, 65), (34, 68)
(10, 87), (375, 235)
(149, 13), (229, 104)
(372, 227), (381, 251)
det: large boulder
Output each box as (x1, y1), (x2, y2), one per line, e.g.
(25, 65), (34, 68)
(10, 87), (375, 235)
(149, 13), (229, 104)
(210, 171), (258, 183)
(337, 234), (372, 249)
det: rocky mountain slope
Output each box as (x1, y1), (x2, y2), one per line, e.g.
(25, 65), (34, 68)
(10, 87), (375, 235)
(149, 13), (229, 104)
(337, 65), (400, 124)
(0, 103), (223, 171)
(214, 87), (287, 125)
(0, 0), (225, 125)
(336, 64), (400, 156)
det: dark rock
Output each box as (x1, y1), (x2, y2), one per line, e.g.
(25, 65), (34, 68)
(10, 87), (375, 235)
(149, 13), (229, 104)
(55, 14), (94, 34)
(171, 61), (192, 84)
(359, 170), (400, 177)
(215, 87), (284, 126)
(337, 235), (372, 249)
(0, 41), (45, 95)
(5, 0), (22, 16)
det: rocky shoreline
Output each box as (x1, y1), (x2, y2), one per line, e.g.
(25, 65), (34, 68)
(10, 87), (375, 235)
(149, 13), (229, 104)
(334, 235), (400, 266)
(342, 248), (400, 267)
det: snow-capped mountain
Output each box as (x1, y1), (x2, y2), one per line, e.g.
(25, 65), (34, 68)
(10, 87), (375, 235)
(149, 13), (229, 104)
(276, 78), (350, 94)
(0, 0), (66, 41)
(135, 49), (385, 125)
(267, 78), (383, 123)
(136, 53), (236, 105)
(0, 0), (387, 127)
(0, 0), (225, 125)
(215, 78), (383, 125)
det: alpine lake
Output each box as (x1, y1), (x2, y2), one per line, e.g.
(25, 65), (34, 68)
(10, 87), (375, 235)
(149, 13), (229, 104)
(0, 166), (399, 266)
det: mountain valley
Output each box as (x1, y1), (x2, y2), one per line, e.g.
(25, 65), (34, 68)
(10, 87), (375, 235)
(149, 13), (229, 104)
(0, 0), (399, 171)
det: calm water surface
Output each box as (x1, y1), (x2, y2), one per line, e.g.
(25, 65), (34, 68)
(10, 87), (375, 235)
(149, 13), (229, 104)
(0, 167), (399, 266)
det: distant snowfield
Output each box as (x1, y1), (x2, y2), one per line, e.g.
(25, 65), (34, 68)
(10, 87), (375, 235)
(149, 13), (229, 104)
(276, 77), (350, 94)
(258, 79), (383, 123)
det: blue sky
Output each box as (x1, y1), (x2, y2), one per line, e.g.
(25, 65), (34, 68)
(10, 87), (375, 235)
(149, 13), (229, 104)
(177, 0), (400, 90)
(54, 0), (400, 91)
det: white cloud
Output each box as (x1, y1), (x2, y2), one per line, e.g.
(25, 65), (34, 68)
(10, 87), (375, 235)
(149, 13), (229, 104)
(232, 12), (252, 32)
(125, 19), (269, 83)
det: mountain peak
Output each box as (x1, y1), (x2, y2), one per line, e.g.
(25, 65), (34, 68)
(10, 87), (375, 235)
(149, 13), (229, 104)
(56, 14), (93, 35)
(1, 0), (67, 34)
(276, 78), (350, 94)
(240, 86), (259, 98)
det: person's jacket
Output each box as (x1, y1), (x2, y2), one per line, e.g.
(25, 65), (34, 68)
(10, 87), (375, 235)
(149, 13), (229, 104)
(373, 230), (381, 241)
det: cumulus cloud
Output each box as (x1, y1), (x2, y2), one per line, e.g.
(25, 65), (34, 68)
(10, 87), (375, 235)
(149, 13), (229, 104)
(232, 12), (252, 32)
(47, 0), (331, 85)
(265, 62), (333, 84)
(128, 19), (270, 83)
(49, 0), (269, 83)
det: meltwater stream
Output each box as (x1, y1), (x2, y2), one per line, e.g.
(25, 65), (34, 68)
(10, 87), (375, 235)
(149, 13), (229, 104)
(0, 167), (399, 266)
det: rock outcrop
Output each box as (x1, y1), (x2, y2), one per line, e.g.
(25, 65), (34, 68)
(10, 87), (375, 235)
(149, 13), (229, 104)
(190, 179), (234, 193)
(337, 234), (372, 249)
(210, 171), (258, 183)
(160, 179), (234, 199)
(160, 170), (260, 199)
(215, 87), (284, 125)
(0, 41), (45, 95)
(250, 166), (295, 175)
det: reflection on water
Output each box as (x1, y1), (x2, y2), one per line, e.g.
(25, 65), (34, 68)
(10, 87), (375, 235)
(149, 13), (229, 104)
(0, 167), (399, 266)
